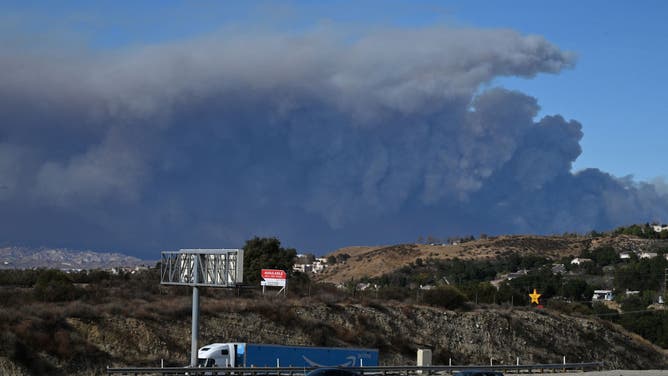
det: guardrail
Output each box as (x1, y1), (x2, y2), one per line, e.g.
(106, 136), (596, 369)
(107, 362), (604, 376)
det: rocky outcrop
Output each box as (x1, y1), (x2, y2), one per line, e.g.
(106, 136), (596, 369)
(1, 298), (666, 375)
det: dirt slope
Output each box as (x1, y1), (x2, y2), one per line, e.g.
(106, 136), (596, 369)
(315, 235), (668, 284)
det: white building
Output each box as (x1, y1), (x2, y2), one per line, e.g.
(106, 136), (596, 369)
(592, 290), (614, 301)
(506, 269), (528, 280)
(639, 252), (658, 259)
(312, 258), (327, 273)
(292, 264), (312, 273)
(653, 224), (668, 232)
(571, 258), (593, 265)
(619, 252), (631, 260)
(292, 257), (328, 274)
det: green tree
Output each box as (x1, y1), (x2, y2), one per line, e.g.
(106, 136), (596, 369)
(589, 247), (619, 266)
(422, 285), (469, 310)
(460, 282), (498, 304)
(614, 257), (668, 291)
(33, 269), (82, 302)
(243, 237), (297, 285)
(562, 278), (592, 301)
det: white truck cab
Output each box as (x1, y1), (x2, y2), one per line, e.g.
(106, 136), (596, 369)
(197, 343), (241, 368)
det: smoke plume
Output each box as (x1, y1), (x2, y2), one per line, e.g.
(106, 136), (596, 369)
(1, 26), (665, 256)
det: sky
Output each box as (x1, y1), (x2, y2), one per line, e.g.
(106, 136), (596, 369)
(1, 1), (667, 258)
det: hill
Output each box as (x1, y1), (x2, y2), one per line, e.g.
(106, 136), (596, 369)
(0, 288), (666, 375)
(315, 234), (667, 284)
(0, 247), (151, 270)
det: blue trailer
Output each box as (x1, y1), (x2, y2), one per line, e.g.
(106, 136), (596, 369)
(197, 342), (379, 368)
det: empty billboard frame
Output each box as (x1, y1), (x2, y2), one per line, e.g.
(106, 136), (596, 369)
(160, 248), (244, 287)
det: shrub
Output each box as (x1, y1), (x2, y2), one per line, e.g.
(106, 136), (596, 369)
(33, 270), (83, 302)
(422, 285), (468, 310)
(545, 299), (592, 315)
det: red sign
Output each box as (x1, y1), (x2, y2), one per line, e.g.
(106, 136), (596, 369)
(261, 269), (286, 280)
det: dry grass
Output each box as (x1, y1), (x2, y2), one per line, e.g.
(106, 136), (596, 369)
(317, 235), (593, 284)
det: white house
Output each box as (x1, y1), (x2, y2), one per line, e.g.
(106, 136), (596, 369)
(619, 252), (631, 260)
(506, 269), (528, 280)
(571, 258), (593, 265)
(292, 264), (312, 273)
(640, 252), (658, 259)
(653, 224), (668, 232)
(356, 283), (378, 291)
(292, 257), (329, 274)
(592, 290), (614, 301)
(312, 258), (327, 273)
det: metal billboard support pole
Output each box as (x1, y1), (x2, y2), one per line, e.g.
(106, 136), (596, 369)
(191, 255), (200, 367)
(161, 248), (244, 368)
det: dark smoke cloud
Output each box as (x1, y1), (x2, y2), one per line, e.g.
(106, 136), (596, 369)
(1, 26), (666, 257)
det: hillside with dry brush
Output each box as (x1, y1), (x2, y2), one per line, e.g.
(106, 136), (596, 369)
(315, 234), (668, 284)
(0, 273), (666, 375)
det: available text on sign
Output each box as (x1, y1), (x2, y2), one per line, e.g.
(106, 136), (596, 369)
(261, 269), (286, 287)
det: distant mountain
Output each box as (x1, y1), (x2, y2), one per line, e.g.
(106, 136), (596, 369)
(0, 246), (152, 269)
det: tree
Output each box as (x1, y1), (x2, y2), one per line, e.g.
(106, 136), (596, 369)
(562, 278), (592, 301)
(243, 237), (297, 285)
(589, 247), (619, 267)
(33, 269), (82, 302)
(422, 285), (468, 310)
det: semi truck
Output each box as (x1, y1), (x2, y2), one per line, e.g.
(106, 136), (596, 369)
(197, 343), (379, 368)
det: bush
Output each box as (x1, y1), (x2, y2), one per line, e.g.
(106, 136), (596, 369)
(545, 299), (592, 315)
(33, 270), (83, 302)
(422, 285), (468, 310)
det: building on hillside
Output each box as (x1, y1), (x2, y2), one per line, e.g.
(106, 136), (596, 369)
(639, 252), (658, 259)
(314, 258), (329, 272)
(292, 257), (328, 274)
(619, 252), (631, 260)
(506, 269), (528, 280)
(652, 224), (668, 232)
(292, 264), (312, 273)
(356, 282), (377, 291)
(571, 257), (593, 265)
(110, 266), (148, 275)
(592, 290), (614, 301)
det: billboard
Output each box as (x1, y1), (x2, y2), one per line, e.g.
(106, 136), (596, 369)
(160, 249), (244, 287)
(261, 269), (286, 287)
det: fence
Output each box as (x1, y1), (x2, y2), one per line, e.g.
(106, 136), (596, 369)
(107, 362), (604, 376)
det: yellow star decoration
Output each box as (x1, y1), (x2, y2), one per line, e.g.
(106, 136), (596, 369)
(529, 289), (541, 304)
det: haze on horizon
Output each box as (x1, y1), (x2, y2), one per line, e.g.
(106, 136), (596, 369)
(1, 2), (667, 259)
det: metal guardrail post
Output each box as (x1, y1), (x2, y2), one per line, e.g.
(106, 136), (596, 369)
(107, 362), (605, 375)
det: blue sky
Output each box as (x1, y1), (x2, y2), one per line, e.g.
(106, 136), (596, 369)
(2, 1), (668, 255)
(4, 0), (666, 181)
